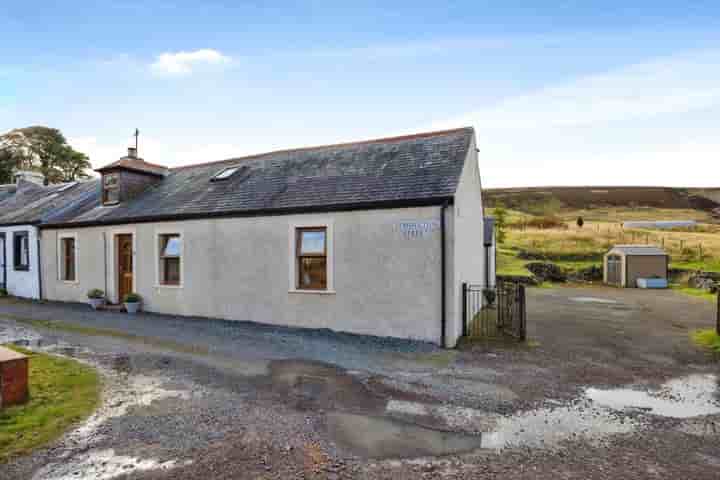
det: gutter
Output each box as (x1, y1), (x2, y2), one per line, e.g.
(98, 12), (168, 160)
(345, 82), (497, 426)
(36, 228), (43, 301)
(40, 197), (455, 230)
(440, 201), (449, 347)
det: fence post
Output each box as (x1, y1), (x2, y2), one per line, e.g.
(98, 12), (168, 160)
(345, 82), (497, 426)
(462, 282), (468, 337)
(716, 291), (719, 336)
(518, 284), (527, 342)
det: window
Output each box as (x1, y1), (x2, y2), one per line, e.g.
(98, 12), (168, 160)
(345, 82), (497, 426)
(211, 165), (247, 181)
(296, 227), (327, 290)
(59, 236), (77, 282)
(103, 173), (120, 205)
(158, 234), (182, 286)
(13, 231), (30, 271)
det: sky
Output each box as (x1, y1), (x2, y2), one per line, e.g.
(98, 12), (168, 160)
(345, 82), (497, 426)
(1, 1), (719, 188)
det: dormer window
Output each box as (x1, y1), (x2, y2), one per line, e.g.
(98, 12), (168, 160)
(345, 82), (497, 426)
(211, 166), (241, 181)
(103, 173), (120, 205)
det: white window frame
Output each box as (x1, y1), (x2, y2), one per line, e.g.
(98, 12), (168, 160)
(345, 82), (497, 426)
(57, 232), (79, 284)
(288, 220), (335, 294)
(155, 229), (184, 289)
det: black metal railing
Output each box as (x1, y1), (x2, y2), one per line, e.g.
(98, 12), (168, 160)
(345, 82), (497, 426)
(463, 281), (526, 341)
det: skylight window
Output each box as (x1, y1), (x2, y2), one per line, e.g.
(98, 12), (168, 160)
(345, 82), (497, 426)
(212, 166), (241, 181)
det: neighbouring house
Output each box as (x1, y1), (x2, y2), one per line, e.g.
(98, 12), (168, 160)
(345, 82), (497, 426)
(0, 177), (100, 298)
(604, 245), (669, 288)
(40, 128), (493, 347)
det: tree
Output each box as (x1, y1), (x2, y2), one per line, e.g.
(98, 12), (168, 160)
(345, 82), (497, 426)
(0, 126), (92, 184)
(493, 204), (508, 244)
(576, 216), (584, 228)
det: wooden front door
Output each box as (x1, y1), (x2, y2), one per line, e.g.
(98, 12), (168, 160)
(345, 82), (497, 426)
(117, 234), (133, 302)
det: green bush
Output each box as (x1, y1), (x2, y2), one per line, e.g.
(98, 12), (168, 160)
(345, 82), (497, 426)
(86, 289), (104, 299)
(123, 293), (142, 303)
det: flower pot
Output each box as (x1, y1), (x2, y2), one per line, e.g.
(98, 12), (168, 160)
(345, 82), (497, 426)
(88, 298), (105, 310)
(124, 302), (141, 314)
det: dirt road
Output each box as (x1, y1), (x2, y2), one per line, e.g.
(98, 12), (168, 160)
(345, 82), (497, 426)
(1, 287), (718, 479)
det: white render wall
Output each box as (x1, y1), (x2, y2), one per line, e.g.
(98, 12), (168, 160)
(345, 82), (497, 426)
(450, 136), (488, 342)
(42, 206), (450, 344)
(0, 225), (41, 299)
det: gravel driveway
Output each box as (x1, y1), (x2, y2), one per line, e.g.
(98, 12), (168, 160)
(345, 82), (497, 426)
(1, 287), (719, 479)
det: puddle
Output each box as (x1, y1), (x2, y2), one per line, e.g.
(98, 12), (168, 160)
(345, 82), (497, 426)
(327, 412), (483, 459)
(33, 449), (189, 480)
(270, 359), (385, 412)
(585, 374), (720, 418)
(68, 374), (191, 448)
(480, 404), (635, 449)
(571, 297), (619, 304)
(385, 399), (635, 450)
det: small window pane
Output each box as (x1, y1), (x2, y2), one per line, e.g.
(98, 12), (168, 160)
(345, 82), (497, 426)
(104, 187), (119, 204)
(62, 238), (76, 281)
(163, 237), (181, 257)
(104, 174), (119, 186)
(300, 231), (326, 255)
(164, 258), (181, 285)
(298, 257), (327, 289)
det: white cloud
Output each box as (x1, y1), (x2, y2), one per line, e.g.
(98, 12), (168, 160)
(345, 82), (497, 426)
(432, 49), (720, 131)
(151, 49), (231, 76)
(421, 49), (720, 188)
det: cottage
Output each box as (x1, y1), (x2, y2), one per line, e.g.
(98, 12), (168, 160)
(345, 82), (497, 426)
(0, 176), (100, 298)
(604, 245), (669, 288)
(40, 128), (493, 347)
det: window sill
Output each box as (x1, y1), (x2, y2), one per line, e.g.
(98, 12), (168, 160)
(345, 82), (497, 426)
(14, 267), (30, 272)
(288, 289), (336, 295)
(61, 280), (80, 285)
(154, 284), (184, 289)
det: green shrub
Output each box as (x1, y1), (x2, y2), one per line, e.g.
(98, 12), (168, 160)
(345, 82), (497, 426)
(123, 293), (142, 303)
(692, 329), (720, 353)
(86, 289), (104, 299)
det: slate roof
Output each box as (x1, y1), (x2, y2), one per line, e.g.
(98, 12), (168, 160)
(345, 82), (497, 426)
(0, 180), (101, 226)
(57, 127), (475, 226)
(96, 157), (169, 176)
(0, 185), (16, 202)
(609, 245), (667, 256)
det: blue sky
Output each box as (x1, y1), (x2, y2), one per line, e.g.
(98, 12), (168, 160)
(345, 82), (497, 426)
(1, 1), (719, 187)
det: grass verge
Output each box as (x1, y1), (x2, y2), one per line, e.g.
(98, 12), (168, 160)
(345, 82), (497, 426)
(691, 329), (720, 353)
(3, 316), (208, 355)
(0, 346), (100, 462)
(672, 286), (717, 302)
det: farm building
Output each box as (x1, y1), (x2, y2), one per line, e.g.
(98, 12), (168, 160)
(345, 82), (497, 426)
(603, 245), (669, 288)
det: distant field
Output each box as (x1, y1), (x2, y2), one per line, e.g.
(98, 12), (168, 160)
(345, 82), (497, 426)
(489, 192), (720, 278)
(485, 186), (720, 215)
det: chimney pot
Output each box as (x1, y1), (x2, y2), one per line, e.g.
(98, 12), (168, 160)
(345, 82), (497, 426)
(127, 147), (137, 158)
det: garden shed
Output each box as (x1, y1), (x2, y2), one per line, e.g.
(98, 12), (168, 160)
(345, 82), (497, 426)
(603, 245), (669, 288)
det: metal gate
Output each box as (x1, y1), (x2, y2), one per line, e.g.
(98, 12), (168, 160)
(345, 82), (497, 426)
(462, 281), (527, 341)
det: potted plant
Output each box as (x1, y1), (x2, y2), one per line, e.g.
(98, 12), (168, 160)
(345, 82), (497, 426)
(123, 293), (142, 314)
(87, 289), (106, 310)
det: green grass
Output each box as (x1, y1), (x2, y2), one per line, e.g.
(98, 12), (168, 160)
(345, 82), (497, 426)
(3, 316), (208, 355)
(497, 247), (532, 278)
(0, 346), (100, 462)
(692, 329), (720, 353)
(672, 286), (718, 302)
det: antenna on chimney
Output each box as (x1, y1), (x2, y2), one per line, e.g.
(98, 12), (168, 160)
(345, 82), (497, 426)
(134, 128), (139, 154)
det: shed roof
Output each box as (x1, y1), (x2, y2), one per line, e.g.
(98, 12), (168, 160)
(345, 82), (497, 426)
(0, 346), (27, 362)
(608, 245), (667, 256)
(0, 180), (101, 226)
(51, 127), (474, 227)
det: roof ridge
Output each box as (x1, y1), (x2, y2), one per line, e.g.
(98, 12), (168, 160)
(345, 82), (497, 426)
(171, 127), (474, 171)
